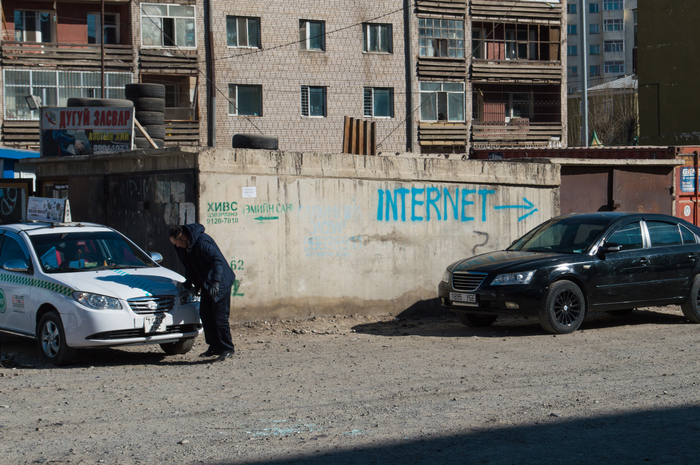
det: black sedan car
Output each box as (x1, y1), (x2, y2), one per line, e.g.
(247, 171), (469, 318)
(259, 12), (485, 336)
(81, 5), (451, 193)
(438, 212), (700, 334)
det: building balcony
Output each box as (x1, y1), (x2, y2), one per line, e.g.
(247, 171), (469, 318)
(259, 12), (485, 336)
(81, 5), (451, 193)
(1, 41), (134, 71)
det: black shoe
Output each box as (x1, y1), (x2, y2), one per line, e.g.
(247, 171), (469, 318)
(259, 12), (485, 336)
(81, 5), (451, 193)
(215, 348), (235, 362)
(199, 347), (217, 357)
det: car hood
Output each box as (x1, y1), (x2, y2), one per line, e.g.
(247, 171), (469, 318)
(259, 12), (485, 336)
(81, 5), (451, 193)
(47, 266), (184, 299)
(450, 250), (571, 273)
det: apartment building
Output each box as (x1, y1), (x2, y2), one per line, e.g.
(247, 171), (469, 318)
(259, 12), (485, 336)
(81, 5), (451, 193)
(566, 0), (637, 94)
(0, 0), (567, 153)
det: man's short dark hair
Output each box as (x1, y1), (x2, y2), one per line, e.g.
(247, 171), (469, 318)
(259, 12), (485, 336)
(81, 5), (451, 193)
(169, 225), (186, 239)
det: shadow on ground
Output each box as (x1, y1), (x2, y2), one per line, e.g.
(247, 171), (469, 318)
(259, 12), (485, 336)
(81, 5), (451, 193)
(217, 405), (700, 464)
(352, 307), (689, 339)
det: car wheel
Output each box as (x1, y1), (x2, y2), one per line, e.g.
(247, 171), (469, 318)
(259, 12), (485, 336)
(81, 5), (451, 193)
(607, 309), (634, 316)
(681, 275), (700, 323)
(456, 312), (498, 327)
(539, 280), (586, 334)
(160, 337), (195, 355)
(37, 312), (76, 365)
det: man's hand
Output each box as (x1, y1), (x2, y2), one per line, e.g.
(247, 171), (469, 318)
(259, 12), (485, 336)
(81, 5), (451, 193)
(210, 281), (220, 300)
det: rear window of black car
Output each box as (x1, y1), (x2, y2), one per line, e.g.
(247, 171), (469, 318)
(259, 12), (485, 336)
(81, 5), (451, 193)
(647, 221), (683, 247)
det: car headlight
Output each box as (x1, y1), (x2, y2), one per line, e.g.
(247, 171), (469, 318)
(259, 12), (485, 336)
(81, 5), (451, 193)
(73, 292), (122, 310)
(180, 292), (200, 304)
(491, 271), (535, 286)
(442, 270), (451, 284)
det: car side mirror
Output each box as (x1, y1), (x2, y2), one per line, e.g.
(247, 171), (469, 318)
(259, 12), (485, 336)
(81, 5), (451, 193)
(149, 252), (163, 264)
(4, 259), (29, 273)
(600, 241), (622, 253)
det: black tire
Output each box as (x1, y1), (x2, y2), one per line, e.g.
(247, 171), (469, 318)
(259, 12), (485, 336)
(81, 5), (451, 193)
(134, 111), (164, 126)
(37, 311), (76, 366)
(125, 83), (166, 100)
(137, 125), (165, 140)
(160, 337), (196, 355)
(607, 309), (634, 316)
(133, 137), (164, 149)
(232, 133), (279, 150)
(539, 280), (586, 334)
(132, 97), (165, 113)
(456, 312), (498, 327)
(681, 275), (700, 323)
(67, 98), (133, 107)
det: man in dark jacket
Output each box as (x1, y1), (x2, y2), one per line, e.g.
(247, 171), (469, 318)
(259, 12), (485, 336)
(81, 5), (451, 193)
(170, 224), (236, 361)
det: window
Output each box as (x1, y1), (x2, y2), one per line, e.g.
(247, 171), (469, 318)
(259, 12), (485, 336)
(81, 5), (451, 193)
(568, 87), (578, 94)
(589, 3), (600, 13)
(472, 22), (559, 61)
(604, 60), (624, 74)
(228, 84), (262, 116)
(590, 65), (601, 76)
(567, 45), (578, 56)
(226, 16), (260, 48)
(604, 19), (624, 32)
(3, 69), (132, 120)
(681, 225), (697, 244)
(633, 10), (638, 47)
(141, 4), (195, 48)
(568, 66), (578, 77)
(590, 45), (600, 55)
(590, 24), (600, 34)
(568, 24), (577, 35)
(608, 222), (643, 251)
(418, 18), (464, 58)
(567, 3), (577, 14)
(647, 222), (684, 247)
(301, 86), (326, 117)
(363, 88), (393, 118)
(363, 23), (392, 53)
(14, 10), (52, 42)
(604, 40), (624, 52)
(420, 82), (464, 122)
(604, 1), (623, 11)
(0, 235), (28, 266)
(300, 20), (325, 51)
(88, 13), (119, 45)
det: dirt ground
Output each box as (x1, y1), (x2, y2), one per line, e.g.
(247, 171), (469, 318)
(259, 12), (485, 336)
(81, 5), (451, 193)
(1, 306), (700, 465)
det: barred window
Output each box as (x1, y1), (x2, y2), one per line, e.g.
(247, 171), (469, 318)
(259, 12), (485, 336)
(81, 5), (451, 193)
(301, 86), (326, 117)
(363, 88), (393, 118)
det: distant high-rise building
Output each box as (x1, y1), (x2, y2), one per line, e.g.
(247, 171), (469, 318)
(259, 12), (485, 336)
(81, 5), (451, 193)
(566, 0), (637, 94)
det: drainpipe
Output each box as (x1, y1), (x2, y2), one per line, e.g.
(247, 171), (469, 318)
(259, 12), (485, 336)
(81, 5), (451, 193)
(403, 0), (413, 152)
(579, 0), (588, 147)
(206, 0), (216, 147)
(101, 0), (105, 97)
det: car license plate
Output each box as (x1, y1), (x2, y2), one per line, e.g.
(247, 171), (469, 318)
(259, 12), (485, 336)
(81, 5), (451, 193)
(450, 292), (477, 304)
(144, 314), (167, 333)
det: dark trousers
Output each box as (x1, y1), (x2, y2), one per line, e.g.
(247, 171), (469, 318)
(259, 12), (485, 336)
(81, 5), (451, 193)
(199, 291), (234, 353)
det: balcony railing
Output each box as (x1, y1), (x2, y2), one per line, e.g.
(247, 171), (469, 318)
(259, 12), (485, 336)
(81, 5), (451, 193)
(1, 41), (134, 70)
(472, 121), (563, 148)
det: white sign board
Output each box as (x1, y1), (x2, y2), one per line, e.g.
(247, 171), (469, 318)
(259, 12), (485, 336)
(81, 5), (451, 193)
(27, 197), (72, 223)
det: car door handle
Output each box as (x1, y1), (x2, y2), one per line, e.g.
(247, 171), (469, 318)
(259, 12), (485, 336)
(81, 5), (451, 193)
(689, 253), (698, 261)
(640, 257), (650, 266)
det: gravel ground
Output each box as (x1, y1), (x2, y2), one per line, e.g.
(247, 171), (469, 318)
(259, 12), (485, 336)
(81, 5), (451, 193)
(1, 307), (700, 464)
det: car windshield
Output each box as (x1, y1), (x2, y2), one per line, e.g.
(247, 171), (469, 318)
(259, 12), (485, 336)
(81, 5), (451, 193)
(508, 217), (613, 254)
(29, 231), (156, 273)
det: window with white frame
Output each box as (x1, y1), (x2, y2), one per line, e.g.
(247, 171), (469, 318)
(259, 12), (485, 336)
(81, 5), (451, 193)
(589, 3), (600, 13)
(604, 61), (624, 74)
(228, 84), (262, 116)
(299, 20), (325, 51)
(363, 23), (392, 53)
(567, 45), (578, 56)
(419, 82), (464, 122)
(363, 88), (393, 118)
(590, 44), (600, 55)
(418, 18), (464, 58)
(590, 24), (600, 34)
(604, 19), (624, 32)
(604, 1), (623, 11)
(3, 69), (131, 120)
(567, 24), (577, 35)
(141, 4), (196, 48)
(604, 40), (624, 52)
(14, 10), (52, 42)
(301, 86), (326, 117)
(88, 13), (119, 44)
(226, 16), (260, 48)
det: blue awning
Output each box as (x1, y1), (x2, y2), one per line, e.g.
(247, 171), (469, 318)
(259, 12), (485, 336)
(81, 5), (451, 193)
(0, 147), (40, 160)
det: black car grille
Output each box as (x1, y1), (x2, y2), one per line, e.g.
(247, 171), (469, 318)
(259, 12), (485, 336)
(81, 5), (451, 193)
(127, 296), (176, 314)
(452, 272), (487, 292)
(87, 324), (201, 340)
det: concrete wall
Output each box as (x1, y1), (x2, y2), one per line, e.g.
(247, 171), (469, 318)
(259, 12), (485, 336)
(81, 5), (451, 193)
(195, 149), (559, 320)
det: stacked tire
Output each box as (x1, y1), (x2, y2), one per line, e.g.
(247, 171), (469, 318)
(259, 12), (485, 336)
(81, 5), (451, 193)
(125, 83), (166, 149)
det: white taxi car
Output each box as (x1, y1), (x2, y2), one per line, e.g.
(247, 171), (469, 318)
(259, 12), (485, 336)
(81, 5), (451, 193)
(0, 222), (201, 365)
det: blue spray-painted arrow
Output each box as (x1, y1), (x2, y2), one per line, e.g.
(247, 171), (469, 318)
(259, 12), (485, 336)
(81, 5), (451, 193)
(494, 197), (538, 221)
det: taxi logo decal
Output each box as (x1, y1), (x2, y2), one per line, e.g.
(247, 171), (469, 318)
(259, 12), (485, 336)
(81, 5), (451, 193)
(0, 273), (73, 297)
